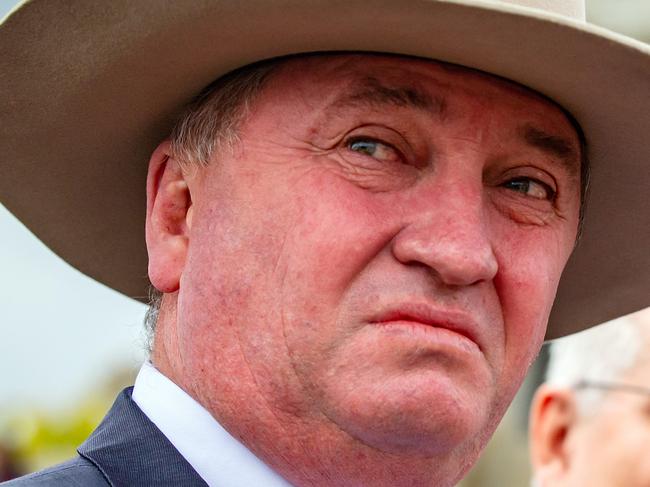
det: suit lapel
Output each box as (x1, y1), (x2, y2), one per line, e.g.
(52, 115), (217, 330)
(78, 387), (208, 487)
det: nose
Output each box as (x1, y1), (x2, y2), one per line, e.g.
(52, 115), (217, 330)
(391, 185), (498, 287)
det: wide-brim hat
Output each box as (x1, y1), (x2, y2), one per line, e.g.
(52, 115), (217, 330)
(1, 0), (648, 339)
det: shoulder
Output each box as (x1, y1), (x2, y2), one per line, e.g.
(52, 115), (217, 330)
(1, 456), (109, 486)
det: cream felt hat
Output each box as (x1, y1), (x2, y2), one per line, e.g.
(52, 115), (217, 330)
(0, 0), (648, 339)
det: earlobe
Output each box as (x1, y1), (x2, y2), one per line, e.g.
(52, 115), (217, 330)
(145, 141), (193, 293)
(529, 385), (577, 484)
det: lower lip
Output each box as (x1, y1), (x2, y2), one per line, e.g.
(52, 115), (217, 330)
(373, 321), (480, 354)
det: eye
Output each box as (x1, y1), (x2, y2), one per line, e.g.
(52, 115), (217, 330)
(503, 177), (556, 201)
(346, 137), (402, 164)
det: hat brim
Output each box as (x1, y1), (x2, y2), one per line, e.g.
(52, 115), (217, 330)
(1, 0), (649, 339)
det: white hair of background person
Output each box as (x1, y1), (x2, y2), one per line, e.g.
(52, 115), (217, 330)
(545, 315), (642, 416)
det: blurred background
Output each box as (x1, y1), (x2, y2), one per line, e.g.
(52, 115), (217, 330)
(0, 0), (648, 483)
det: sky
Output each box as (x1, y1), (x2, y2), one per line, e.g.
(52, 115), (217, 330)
(1, 0), (648, 411)
(0, 205), (146, 410)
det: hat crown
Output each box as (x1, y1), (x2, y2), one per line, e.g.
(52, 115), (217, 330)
(495, 0), (586, 21)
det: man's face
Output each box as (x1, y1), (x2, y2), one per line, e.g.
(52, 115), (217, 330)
(559, 354), (650, 486)
(171, 55), (581, 481)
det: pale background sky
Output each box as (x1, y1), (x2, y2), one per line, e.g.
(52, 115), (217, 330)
(1, 0), (648, 414)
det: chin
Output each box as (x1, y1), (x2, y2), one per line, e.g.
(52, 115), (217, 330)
(322, 373), (494, 457)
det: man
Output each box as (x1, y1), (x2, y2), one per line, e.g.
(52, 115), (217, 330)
(0, 1), (648, 486)
(529, 307), (650, 487)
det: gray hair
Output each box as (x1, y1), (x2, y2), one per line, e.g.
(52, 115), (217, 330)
(545, 314), (644, 416)
(169, 59), (280, 168)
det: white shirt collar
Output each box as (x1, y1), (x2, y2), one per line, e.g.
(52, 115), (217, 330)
(132, 361), (293, 487)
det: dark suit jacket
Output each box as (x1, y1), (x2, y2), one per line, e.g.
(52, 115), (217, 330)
(2, 388), (208, 486)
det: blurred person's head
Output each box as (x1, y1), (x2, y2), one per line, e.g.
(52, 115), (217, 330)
(529, 307), (650, 487)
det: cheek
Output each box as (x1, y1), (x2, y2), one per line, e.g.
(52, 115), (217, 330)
(282, 171), (398, 296)
(177, 186), (297, 348)
(607, 416), (650, 482)
(493, 225), (573, 368)
(278, 173), (401, 377)
(572, 413), (650, 486)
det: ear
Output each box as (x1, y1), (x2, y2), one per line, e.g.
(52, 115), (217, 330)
(145, 141), (193, 293)
(529, 385), (578, 484)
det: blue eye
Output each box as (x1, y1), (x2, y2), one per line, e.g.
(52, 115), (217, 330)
(504, 178), (555, 200)
(349, 140), (378, 156)
(347, 138), (401, 163)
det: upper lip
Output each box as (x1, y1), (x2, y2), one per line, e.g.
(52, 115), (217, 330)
(369, 302), (483, 351)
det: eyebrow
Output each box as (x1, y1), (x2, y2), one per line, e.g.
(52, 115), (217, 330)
(332, 76), (446, 117)
(521, 124), (580, 176)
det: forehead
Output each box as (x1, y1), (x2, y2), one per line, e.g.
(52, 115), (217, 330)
(246, 53), (583, 174)
(266, 53), (577, 132)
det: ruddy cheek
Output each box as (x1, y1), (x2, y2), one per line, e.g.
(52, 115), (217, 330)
(495, 233), (563, 341)
(290, 176), (396, 284)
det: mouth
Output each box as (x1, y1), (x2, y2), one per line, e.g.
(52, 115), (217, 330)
(369, 303), (482, 353)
